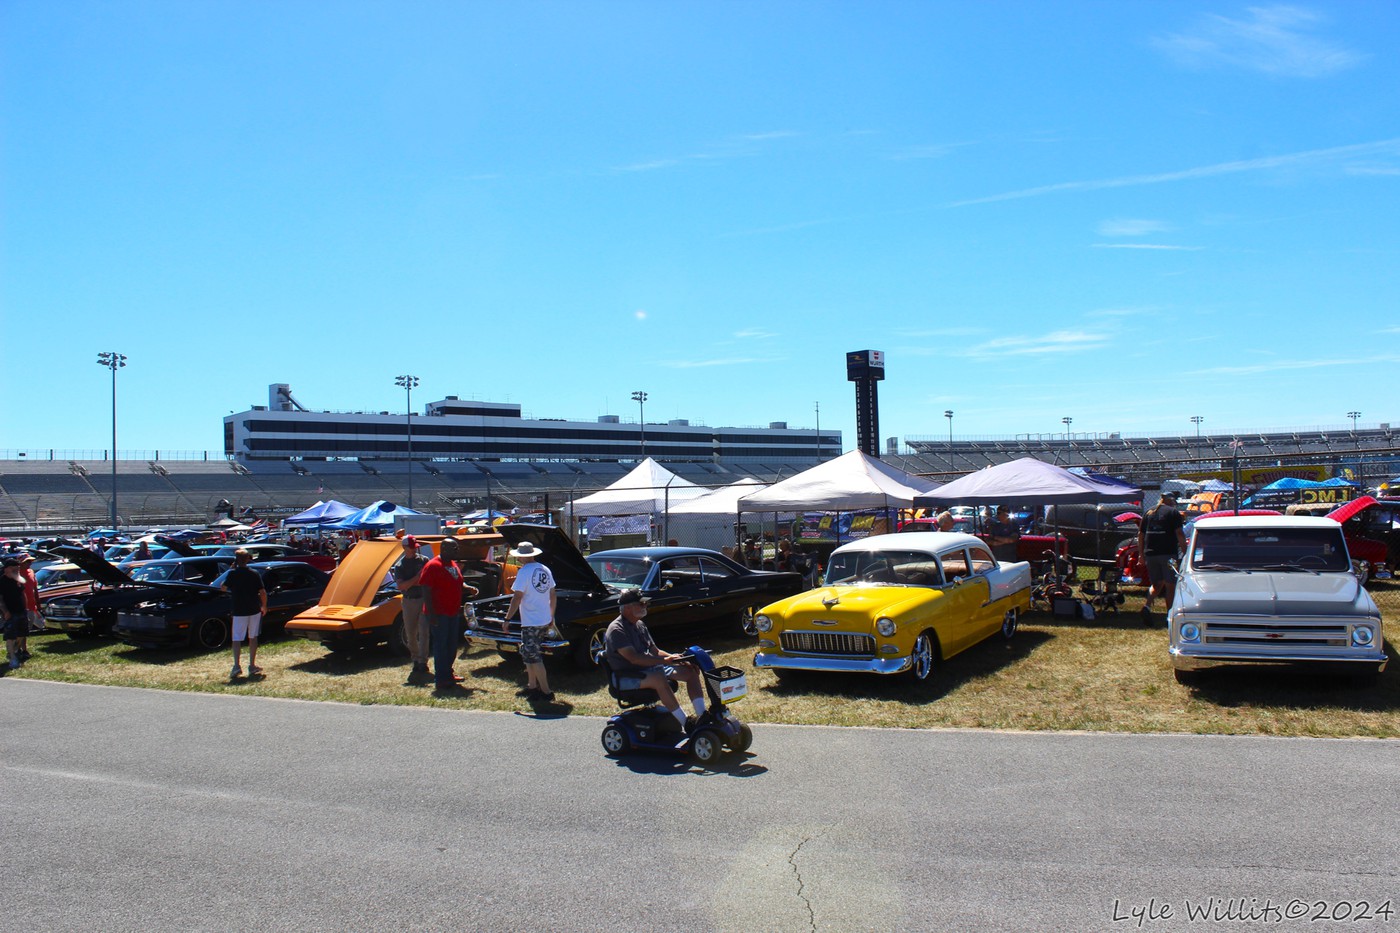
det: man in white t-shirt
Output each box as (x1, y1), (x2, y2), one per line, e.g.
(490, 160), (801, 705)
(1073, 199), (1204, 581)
(504, 541), (558, 704)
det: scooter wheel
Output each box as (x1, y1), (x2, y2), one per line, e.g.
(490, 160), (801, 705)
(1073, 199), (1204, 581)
(601, 724), (631, 757)
(690, 729), (725, 765)
(726, 723), (754, 754)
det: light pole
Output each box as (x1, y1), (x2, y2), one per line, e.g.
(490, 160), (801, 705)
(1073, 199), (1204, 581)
(1348, 410), (1361, 432)
(944, 410), (954, 472)
(631, 390), (648, 459)
(1190, 415), (1203, 438)
(96, 352), (127, 529)
(814, 401), (821, 462)
(395, 375), (419, 508)
(1061, 416), (1073, 464)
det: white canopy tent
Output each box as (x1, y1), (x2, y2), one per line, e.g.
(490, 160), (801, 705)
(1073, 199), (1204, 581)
(738, 450), (941, 512)
(568, 458), (709, 516)
(665, 477), (772, 551)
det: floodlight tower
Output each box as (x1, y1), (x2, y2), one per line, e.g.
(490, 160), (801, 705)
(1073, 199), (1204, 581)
(395, 374), (419, 508)
(96, 351), (127, 529)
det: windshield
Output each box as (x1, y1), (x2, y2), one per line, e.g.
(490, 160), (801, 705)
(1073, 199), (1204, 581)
(128, 562), (182, 582)
(825, 550), (943, 586)
(36, 566), (86, 586)
(1190, 527), (1350, 572)
(586, 556), (652, 587)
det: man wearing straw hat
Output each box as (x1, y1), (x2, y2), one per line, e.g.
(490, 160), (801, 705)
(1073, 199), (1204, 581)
(503, 541), (558, 704)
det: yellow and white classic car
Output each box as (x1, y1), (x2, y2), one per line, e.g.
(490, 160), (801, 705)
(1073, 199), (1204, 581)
(753, 532), (1031, 683)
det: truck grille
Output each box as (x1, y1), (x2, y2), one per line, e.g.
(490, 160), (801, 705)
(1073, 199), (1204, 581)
(1202, 620), (1350, 647)
(45, 600), (88, 621)
(780, 631), (875, 656)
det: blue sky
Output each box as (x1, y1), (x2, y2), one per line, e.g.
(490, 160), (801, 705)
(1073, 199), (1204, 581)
(4, 1), (1398, 457)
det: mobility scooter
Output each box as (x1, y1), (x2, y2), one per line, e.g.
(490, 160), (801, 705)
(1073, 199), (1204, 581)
(600, 647), (753, 765)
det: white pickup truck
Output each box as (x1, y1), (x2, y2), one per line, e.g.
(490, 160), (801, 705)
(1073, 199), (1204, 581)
(1168, 516), (1388, 683)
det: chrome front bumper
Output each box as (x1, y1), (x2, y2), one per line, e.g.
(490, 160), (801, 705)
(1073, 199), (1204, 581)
(753, 651), (913, 675)
(464, 623), (571, 654)
(1170, 645), (1388, 672)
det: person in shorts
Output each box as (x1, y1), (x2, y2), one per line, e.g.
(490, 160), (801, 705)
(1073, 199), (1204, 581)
(1138, 491), (1187, 623)
(392, 535), (431, 681)
(503, 541), (558, 703)
(603, 590), (704, 731)
(221, 548), (267, 679)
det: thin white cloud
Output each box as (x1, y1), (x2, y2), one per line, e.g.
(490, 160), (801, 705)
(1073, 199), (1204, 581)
(616, 159), (681, 173)
(733, 328), (777, 339)
(960, 330), (1112, 359)
(1093, 243), (1204, 251)
(897, 326), (987, 338)
(1085, 306), (1155, 318)
(1188, 353), (1400, 376)
(611, 131), (796, 174)
(1154, 6), (1365, 77)
(888, 143), (963, 161)
(659, 356), (781, 369)
(1098, 218), (1170, 236)
(1346, 163), (1400, 176)
(951, 138), (1400, 207)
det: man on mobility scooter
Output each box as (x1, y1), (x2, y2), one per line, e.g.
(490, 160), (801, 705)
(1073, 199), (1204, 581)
(603, 590), (705, 729)
(600, 590), (753, 764)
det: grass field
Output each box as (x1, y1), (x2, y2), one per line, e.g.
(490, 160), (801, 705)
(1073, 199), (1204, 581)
(11, 580), (1399, 739)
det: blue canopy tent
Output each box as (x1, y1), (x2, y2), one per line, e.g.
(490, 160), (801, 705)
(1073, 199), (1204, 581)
(1256, 476), (1357, 491)
(330, 500), (426, 531)
(283, 499), (359, 526)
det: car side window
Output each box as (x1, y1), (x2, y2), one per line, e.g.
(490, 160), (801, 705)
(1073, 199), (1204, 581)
(938, 549), (969, 580)
(698, 558), (735, 582)
(967, 546), (996, 575)
(656, 556), (703, 589)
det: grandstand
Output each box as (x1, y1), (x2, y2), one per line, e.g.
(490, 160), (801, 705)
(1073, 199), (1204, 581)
(898, 426), (1400, 480)
(0, 456), (820, 533)
(6, 424), (1397, 533)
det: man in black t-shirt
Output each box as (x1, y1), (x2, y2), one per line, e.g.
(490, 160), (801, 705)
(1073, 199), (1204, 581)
(221, 549), (267, 679)
(1138, 492), (1187, 621)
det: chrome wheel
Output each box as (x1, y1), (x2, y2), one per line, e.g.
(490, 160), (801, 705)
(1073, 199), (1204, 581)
(1001, 608), (1019, 640)
(909, 632), (935, 682)
(738, 607), (758, 636)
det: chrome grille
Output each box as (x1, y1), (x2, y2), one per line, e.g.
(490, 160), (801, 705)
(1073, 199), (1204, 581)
(1202, 620), (1350, 647)
(780, 631), (875, 656)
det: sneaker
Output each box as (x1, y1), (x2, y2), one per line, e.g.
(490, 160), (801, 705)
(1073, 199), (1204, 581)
(451, 673), (466, 683)
(230, 664), (243, 679)
(247, 665), (263, 677)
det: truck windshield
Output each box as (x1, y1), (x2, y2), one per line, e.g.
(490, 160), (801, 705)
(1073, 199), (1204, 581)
(1190, 527), (1349, 572)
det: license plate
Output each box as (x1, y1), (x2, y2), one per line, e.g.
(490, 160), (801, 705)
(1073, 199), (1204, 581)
(496, 641), (517, 652)
(118, 614), (163, 631)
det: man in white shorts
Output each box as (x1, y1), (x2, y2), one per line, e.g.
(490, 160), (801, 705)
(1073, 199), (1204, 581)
(221, 548), (268, 679)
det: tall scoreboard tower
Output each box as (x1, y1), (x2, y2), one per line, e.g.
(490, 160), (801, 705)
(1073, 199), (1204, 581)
(846, 349), (885, 458)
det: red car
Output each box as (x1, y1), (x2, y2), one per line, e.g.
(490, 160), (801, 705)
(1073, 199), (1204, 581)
(897, 517), (1068, 562)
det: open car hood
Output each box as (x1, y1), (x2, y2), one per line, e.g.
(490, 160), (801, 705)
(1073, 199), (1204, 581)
(52, 545), (136, 587)
(496, 524), (607, 593)
(152, 535), (199, 557)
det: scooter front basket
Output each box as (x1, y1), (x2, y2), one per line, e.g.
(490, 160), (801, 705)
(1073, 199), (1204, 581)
(706, 665), (748, 705)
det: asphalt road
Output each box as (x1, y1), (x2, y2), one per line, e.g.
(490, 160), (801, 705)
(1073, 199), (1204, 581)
(2, 679), (1397, 933)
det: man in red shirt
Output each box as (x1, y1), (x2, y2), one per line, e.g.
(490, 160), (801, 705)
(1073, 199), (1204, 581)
(419, 538), (475, 693)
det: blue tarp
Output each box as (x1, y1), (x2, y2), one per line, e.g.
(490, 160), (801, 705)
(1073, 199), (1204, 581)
(330, 500), (426, 530)
(284, 499), (359, 526)
(1256, 476), (1357, 491)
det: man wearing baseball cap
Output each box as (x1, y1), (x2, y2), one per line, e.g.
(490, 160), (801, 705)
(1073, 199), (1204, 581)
(603, 590), (705, 731)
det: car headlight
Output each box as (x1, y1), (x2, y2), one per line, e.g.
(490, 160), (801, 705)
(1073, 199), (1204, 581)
(1179, 622), (1201, 643)
(755, 614), (772, 633)
(1352, 625), (1375, 647)
(876, 617), (896, 637)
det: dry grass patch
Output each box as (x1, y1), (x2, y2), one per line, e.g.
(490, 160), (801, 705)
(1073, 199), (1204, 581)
(15, 580), (1399, 738)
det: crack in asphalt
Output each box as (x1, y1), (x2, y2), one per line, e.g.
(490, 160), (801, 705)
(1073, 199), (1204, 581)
(788, 827), (832, 932)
